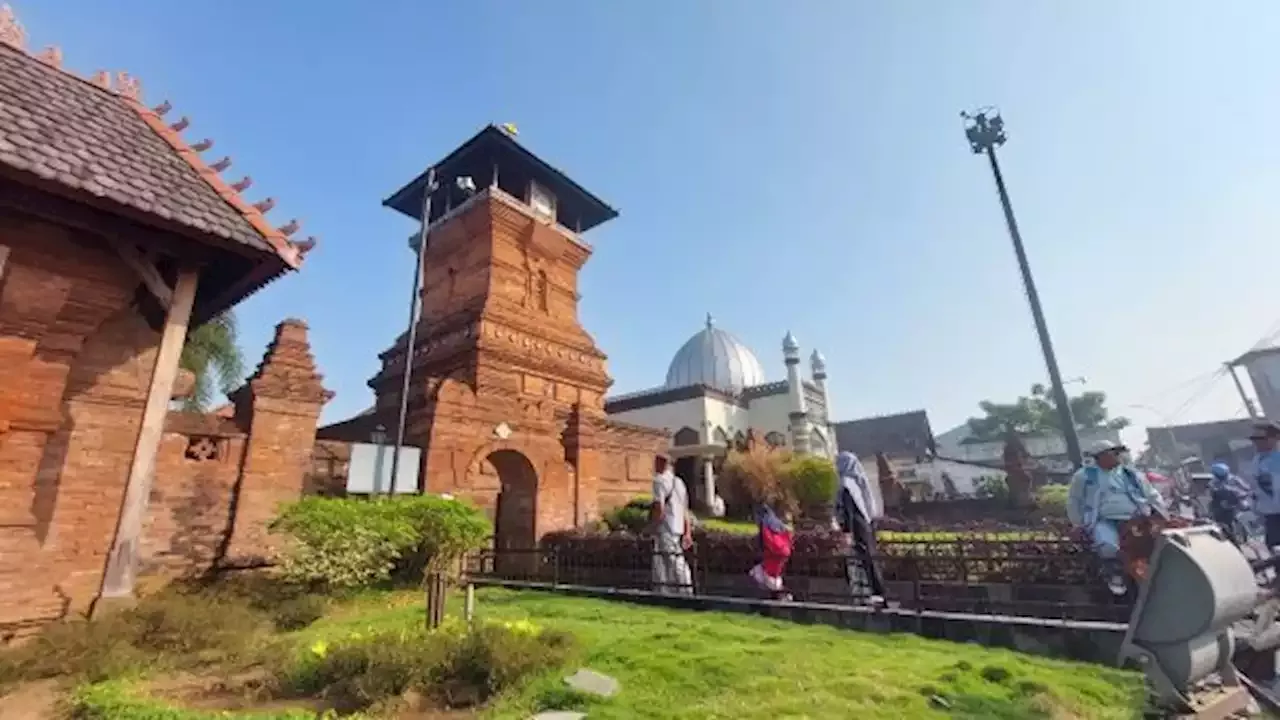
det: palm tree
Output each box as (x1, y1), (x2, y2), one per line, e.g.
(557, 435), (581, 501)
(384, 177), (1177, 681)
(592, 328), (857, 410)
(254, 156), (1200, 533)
(179, 312), (246, 412)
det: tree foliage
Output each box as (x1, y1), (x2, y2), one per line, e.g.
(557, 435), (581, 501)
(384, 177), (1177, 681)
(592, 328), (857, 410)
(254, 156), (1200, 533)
(179, 312), (245, 412)
(965, 383), (1129, 442)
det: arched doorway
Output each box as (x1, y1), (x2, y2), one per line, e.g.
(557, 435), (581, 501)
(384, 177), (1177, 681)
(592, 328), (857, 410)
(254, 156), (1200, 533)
(488, 450), (538, 577)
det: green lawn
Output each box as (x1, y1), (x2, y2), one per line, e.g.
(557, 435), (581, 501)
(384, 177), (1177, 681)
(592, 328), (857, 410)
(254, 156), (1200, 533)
(7, 586), (1143, 718)
(302, 588), (1144, 719)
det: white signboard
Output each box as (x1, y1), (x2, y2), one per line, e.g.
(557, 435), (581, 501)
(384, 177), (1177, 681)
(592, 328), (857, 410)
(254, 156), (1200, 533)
(346, 442), (421, 495)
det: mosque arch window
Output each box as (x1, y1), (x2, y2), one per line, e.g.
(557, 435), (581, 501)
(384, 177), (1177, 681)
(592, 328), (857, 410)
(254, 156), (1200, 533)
(673, 427), (700, 446)
(713, 427), (729, 446)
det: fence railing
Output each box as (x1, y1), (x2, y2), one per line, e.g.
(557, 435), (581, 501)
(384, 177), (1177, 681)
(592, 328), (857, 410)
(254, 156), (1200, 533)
(463, 540), (1135, 623)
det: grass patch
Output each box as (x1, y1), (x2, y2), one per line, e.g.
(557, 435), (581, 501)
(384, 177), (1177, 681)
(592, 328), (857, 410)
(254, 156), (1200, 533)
(0, 589), (273, 686)
(4, 579), (1143, 719)
(296, 588), (1144, 719)
(699, 518), (757, 535)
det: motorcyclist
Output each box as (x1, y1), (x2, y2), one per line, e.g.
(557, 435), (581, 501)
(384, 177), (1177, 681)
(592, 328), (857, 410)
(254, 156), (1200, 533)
(1207, 462), (1252, 545)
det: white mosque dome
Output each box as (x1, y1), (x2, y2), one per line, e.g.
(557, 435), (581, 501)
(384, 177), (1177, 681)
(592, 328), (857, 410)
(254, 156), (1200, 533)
(665, 314), (767, 392)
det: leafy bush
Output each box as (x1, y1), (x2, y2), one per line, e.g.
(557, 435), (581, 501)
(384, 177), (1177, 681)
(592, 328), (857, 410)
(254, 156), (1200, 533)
(270, 496), (491, 589)
(280, 619), (575, 713)
(974, 475), (1010, 502)
(720, 447), (792, 515)
(0, 591), (267, 684)
(783, 455), (839, 517)
(1035, 484), (1070, 516)
(602, 496), (650, 534)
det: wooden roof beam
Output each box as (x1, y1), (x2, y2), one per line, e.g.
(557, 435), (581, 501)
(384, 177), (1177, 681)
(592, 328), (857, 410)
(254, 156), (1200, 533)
(111, 240), (172, 310)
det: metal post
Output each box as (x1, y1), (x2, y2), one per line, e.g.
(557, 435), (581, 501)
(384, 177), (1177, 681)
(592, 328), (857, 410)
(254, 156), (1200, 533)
(964, 110), (1083, 468)
(390, 168), (436, 493)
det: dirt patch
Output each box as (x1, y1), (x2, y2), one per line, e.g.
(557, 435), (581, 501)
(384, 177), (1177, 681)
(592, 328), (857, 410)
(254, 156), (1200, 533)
(145, 672), (482, 718)
(0, 679), (64, 720)
(145, 670), (323, 714)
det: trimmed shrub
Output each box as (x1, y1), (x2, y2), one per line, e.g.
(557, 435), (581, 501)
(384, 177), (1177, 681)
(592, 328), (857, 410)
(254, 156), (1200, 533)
(1034, 484), (1070, 516)
(270, 495), (491, 590)
(783, 455), (839, 519)
(602, 497), (650, 534)
(540, 526), (1094, 587)
(280, 619), (575, 713)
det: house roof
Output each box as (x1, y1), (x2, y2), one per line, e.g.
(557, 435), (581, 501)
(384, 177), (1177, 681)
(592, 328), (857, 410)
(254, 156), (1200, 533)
(833, 409), (936, 459)
(383, 125), (619, 233)
(0, 6), (314, 319)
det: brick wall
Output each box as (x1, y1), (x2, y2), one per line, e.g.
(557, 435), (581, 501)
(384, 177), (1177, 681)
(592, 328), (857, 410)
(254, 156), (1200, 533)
(0, 209), (331, 637)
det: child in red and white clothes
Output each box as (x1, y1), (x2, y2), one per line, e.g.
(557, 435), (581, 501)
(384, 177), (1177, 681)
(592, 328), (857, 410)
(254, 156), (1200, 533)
(749, 504), (794, 601)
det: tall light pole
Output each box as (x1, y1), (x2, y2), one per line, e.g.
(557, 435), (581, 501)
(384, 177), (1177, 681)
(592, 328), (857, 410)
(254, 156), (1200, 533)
(389, 167), (437, 495)
(388, 171), (476, 494)
(963, 108), (1083, 468)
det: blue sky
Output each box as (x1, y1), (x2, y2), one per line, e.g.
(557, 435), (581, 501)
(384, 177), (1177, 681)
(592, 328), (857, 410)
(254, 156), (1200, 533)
(18, 1), (1280, 444)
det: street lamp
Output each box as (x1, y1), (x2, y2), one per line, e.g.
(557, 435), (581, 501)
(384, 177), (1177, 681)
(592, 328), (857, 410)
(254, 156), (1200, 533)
(389, 171), (478, 494)
(963, 108), (1083, 468)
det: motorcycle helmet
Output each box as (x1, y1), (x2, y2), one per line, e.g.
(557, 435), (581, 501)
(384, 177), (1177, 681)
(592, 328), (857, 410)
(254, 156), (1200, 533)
(1210, 462), (1231, 479)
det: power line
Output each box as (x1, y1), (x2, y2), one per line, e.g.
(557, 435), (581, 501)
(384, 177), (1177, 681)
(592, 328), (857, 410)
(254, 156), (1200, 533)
(1163, 369), (1228, 425)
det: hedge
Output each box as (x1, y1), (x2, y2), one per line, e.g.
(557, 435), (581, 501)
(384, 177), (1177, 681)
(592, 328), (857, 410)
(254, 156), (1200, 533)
(539, 527), (1096, 586)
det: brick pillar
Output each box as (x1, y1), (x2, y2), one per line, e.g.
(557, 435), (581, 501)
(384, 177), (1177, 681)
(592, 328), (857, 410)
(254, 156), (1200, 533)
(563, 404), (603, 528)
(222, 319), (332, 566)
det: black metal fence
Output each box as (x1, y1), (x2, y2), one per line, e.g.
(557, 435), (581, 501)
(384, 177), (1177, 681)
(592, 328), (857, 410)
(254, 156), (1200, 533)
(463, 539), (1135, 623)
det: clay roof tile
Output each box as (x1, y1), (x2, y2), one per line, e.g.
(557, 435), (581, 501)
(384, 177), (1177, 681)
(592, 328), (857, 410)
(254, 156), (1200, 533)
(0, 4), (311, 270)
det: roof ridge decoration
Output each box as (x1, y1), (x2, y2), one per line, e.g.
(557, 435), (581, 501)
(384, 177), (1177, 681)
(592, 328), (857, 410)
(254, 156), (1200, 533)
(0, 3), (316, 268)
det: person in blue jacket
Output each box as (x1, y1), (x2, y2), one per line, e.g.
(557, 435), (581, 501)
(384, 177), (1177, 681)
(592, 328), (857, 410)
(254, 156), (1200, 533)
(1067, 440), (1166, 594)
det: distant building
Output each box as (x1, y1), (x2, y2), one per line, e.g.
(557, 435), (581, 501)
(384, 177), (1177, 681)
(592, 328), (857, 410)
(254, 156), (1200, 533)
(602, 315), (834, 512)
(935, 424), (1124, 478)
(833, 410), (937, 500)
(1145, 418), (1255, 475)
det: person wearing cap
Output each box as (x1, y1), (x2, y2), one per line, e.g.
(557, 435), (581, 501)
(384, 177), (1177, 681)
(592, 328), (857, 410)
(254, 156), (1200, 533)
(1067, 440), (1167, 588)
(1247, 420), (1280, 548)
(1207, 462), (1252, 545)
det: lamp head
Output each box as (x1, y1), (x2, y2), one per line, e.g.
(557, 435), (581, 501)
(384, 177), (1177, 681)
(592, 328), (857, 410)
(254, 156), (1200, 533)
(962, 108), (1007, 154)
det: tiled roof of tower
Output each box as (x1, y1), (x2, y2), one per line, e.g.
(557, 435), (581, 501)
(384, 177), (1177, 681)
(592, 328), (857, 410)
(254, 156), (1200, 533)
(0, 4), (313, 268)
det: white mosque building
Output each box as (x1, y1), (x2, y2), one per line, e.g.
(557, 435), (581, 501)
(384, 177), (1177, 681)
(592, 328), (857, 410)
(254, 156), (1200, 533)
(604, 314), (835, 515)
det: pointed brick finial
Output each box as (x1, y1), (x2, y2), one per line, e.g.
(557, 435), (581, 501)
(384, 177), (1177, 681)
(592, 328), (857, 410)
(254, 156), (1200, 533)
(36, 46), (61, 68)
(191, 138), (213, 152)
(169, 116), (190, 132)
(210, 156), (232, 172)
(242, 318), (333, 405)
(253, 197), (276, 214)
(277, 219), (300, 236)
(90, 70), (110, 89)
(231, 176), (253, 192)
(0, 5), (26, 50)
(152, 100), (172, 117)
(115, 72), (141, 100)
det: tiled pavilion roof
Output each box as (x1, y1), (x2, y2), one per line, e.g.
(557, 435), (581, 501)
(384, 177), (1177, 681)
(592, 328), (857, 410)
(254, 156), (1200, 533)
(0, 4), (316, 316)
